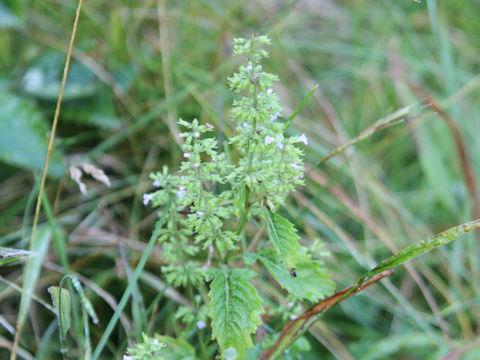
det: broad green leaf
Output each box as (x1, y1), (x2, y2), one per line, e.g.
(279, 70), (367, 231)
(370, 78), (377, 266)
(22, 60), (122, 130)
(61, 91), (123, 130)
(208, 268), (264, 359)
(47, 286), (71, 340)
(264, 211), (302, 269)
(0, 89), (64, 177)
(22, 60), (97, 102)
(156, 335), (195, 360)
(258, 249), (335, 302)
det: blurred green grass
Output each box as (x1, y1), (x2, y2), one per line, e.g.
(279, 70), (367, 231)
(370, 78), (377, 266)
(0, 0), (479, 359)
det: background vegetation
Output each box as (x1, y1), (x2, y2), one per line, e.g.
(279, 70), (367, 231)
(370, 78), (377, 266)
(1, 0), (479, 358)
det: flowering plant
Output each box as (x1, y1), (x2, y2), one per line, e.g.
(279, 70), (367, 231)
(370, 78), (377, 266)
(143, 35), (334, 359)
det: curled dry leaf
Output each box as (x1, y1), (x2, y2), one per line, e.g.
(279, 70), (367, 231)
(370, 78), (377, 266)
(69, 163), (110, 195)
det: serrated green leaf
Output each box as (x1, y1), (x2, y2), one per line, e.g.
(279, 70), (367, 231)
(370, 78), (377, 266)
(264, 211), (302, 269)
(48, 286), (71, 340)
(205, 267), (220, 281)
(258, 249), (335, 302)
(208, 268), (264, 359)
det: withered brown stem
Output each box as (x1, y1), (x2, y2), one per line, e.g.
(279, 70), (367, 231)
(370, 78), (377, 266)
(260, 269), (394, 360)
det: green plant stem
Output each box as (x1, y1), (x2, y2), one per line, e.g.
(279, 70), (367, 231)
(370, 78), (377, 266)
(174, 229), (209, 360)
(236, 40), (259, 237)
(235, 115), (257, 236)
(10, 1), (83, 359)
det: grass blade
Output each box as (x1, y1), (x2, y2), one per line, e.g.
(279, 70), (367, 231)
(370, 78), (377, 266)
(0, 247), (32, 266)
(357, 219), (480, 285)
(285, 84), (318, 130)
(262, 219), (480, 359)
(319, 104), (414, 163)
(91, 197), (173, 360)
(11, 0), (84, 358)
(15, 226), (51, 346)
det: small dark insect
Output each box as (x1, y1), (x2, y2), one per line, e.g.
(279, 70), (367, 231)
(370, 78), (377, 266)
(290, 268), (297, 277)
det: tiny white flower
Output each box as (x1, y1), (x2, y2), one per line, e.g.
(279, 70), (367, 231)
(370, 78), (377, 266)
(123, 355), (133, 360)
(267, 88), (274, 95)
(193, 162), (200, 168)
(246, 64), (253, 71)
(264, 136), (275, 146)
(153, 339), (160, 346)
(276, 141), (284, 150)
(183, 152), (191, 158)
(287, 301), (295, 308)
(206, 123), (214, 130)
(194, 132), (200, 138)
(180, 175), (186, 180)
(197, 320), (207, 330)
(153, 180), (161, 187)
(284, 349), (290, 354)
(177, 187), (187, 200)
(143, 193), (154, 206)
(290, 314), (297, 320)
(201, 265), (208, 272)
(290, 162), (301, 170)
(297, 133), (308, 145)
(294, 175), (304, 181)
(196, 211), (205, 217)
(242, 122), (248, 128)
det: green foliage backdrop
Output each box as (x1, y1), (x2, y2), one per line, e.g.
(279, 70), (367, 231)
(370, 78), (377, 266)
(0, 0), (479, 359)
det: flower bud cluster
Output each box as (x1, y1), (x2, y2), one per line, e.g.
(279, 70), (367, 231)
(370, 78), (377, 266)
(144, 35), (308, 315)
